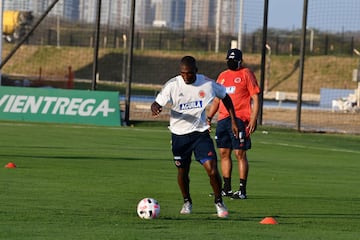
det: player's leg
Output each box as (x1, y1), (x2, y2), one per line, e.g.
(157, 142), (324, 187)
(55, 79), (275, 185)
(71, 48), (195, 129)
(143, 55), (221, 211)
(177, 163), (193, 214)
(177, 164), (190, 200)
(232, 149), (248, 199)
(202, 158), (222, 200)
(171, 133), (193, 213)
(202, 158), (228, 218)
(219, 147), (233, 196)
(231, 121), (251, 200)
(215, 118), (233, 196)
(194, 131), (228, 218)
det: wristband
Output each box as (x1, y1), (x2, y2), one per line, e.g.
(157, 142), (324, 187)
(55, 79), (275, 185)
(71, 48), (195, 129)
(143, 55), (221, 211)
(206, 117), (212, 122)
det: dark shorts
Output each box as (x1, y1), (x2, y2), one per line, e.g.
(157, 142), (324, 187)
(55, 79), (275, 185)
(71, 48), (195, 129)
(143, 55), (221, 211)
(171, 131), (217, 168)
(215, 117), (251, 150)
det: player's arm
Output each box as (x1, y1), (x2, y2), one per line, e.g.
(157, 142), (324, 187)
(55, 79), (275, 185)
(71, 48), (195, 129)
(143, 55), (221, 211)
(221, 94), (239, 138)
(248, 93), (259, 133)
(207, 97), (220, 125)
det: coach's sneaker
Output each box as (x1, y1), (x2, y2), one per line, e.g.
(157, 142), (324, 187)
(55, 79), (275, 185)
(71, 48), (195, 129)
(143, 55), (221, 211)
(209, 189), (233, 197)
(215, 202), (228, 218)
(221, 189), (233, 197)
(180, 201), (192, 214)
(231, 190), (247, 200)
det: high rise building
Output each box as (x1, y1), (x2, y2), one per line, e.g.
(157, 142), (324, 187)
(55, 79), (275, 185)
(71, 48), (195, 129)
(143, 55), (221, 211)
(135, 0), (153, 28)
(170, 0), (185, 29)
(3, 0), (31, 11)
(152, 0), (185, 29)
(184, 0), (215, 30)
(221, 0), (238, 34)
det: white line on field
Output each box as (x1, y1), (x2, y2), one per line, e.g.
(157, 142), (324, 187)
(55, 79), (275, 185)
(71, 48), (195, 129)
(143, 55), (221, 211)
(258, 141), (360, 154)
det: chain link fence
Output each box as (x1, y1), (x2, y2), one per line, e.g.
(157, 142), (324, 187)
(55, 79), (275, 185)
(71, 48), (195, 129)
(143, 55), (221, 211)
(1, 0), (359, 133)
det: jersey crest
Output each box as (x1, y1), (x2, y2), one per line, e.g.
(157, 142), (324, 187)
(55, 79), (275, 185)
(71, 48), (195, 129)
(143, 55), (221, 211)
(234, 77), (242, 83)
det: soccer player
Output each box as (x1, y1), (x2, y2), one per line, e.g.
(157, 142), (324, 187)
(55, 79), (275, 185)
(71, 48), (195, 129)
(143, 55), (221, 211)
(207, 48), (260, 200)
(151, 56), (239, 218)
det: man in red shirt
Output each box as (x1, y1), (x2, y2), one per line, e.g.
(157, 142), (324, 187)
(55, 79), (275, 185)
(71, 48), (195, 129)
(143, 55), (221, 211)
(207, 48), (260, 199)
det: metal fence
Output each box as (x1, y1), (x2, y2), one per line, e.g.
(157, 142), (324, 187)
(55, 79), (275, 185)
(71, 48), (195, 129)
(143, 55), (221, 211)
(1, 0), (359, 134)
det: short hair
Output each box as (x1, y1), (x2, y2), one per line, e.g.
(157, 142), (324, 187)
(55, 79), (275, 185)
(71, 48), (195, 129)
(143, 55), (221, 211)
(180, 56), (197, 68)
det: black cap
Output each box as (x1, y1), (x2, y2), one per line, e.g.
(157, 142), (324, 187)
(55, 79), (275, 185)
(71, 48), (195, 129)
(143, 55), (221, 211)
(226, 48), (243, 61)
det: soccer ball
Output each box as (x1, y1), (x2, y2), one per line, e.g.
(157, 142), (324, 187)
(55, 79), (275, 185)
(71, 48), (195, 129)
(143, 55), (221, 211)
(137, 198), (160, 219)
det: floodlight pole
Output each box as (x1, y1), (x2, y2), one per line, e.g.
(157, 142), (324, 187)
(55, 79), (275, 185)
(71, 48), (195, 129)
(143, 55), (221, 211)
(124, 0), (136, 125)
(92, 0), (102, 90)
(296, 0), (309, 132)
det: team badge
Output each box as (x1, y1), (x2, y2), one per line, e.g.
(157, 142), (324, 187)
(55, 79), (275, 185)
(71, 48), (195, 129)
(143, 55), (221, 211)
(220, 79), (225, 85)
(234, 77), (241, 83)
(198, 90), (205, 98)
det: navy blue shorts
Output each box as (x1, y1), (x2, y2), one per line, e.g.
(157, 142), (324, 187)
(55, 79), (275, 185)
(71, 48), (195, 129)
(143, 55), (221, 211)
(215, 117), (251, 150)
(171, 131), (217, 168)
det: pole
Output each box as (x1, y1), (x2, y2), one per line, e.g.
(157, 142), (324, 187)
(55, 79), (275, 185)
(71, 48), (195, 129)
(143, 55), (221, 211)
(309, 28), (314, 53)
(296, 0), (309, 131)
(92, 0), (102, 90)
(258, 0), (269, 125)
(215, 0), (221, 53)
(56, 14), (60, 48)
(237, 0), (244, 50)
(124, 0), (136, 125)
(0, 0), (3, 85)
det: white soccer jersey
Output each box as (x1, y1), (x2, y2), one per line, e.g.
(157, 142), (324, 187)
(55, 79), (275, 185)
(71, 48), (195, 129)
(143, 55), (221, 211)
(155, 74), (227, 135)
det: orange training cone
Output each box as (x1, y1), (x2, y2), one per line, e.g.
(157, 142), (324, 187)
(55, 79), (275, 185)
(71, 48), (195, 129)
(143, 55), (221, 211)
(260, 217), (278, 224)
(5, 162), (16, 168)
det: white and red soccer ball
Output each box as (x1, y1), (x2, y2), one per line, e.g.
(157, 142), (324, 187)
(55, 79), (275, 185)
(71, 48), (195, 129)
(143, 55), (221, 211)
(137, 198), (160, 219)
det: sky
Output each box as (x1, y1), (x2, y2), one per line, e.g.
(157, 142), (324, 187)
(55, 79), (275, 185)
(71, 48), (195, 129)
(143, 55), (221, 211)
(268, 0), (303, 30)
(266, 0), (360, 32)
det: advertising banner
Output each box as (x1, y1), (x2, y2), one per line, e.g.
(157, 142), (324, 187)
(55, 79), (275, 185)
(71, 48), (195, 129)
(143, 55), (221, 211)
(0, 86), (121, 126)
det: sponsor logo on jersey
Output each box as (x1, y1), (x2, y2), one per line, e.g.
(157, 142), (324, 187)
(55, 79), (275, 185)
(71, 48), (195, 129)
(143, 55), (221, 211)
(220, 78), (225, 85)
(226, 86), (236, 94)
(179, 101), (203, 110)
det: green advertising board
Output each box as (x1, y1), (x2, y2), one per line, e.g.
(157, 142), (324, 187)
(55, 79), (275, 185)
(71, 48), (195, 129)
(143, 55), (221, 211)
(0, 86), (121, 126)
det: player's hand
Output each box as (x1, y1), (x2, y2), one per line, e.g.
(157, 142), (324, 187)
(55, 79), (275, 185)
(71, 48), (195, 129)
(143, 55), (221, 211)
(247, 120), (257, 136)
(206, 117), (212, 132)
(231, 120), (239, 139)
(151, 102), (162, 117)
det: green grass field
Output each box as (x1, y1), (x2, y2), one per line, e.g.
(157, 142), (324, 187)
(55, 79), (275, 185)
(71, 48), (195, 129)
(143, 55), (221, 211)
(0, 121), (359, 240)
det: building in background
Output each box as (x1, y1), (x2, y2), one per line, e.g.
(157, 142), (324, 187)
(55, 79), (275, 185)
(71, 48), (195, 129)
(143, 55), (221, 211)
(3, 0), (31, 11)
(185, 0), (215, 30)
(152, 0), (185, 29)
(2, 0), (242, 33)
(220, 0), (239, 34)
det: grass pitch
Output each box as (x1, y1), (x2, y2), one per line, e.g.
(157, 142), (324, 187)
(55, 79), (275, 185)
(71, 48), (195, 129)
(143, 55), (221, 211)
(0, 121), (359, 240)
